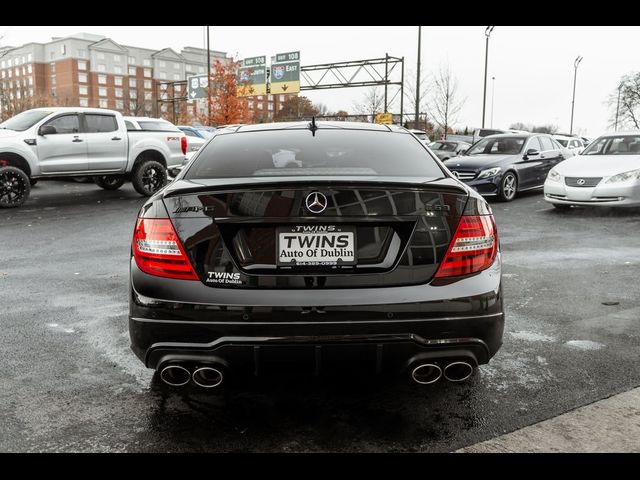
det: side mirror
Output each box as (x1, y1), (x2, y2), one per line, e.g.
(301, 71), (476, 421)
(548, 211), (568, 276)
(524, 148), (539, 159)
(39, 125), (57, 136)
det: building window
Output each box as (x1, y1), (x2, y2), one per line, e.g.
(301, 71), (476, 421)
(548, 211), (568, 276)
(128, 66), (136, 76)
(50, 51), (55, 60)
(50, 62), (56, 73)
(114, 65), (122, 74)
(15, 68), (20, 77)
(27, 53), (32, 62)
(144, 104), (152, 113)
(198, 66), (204, 73)
(78, 60), (87, 71)
(129, 101), (136, 111)
(99, 87), (107, 97)
(129, 78), (137, 88)
(97, 64), (106, 72)
(0, 61), (4, 68)
(0, 71), (4, 79)
(129, 89), (137, 99)
(159, 60), (166, 68)
(8, 58), (13, 67)
(99, 99), (108, 108)
(116, 100), (124, 110)
(257, 103), (262, 110)
(173, 73), (180, 80)
(268, 95), (273, 101)
(79, 97), (89, 107)
(29, 88), (33, 96)
(143, 58), (151, 67)
(115, 88), (123, 98)
(144, 68), (151, 78)
(79, 86), (88, 95)
(128, 56), (135, 64)
(144, 79), (152, 89)
(28, 77), (33, 86)
(61, 44), (66, 55)
(77, 49), (86, 58)
(97, 52), (105, 60)
(161, 104), (168, 113)
(113, 54), (121, 62)
(144, 92), (152, 101)
(98, 74), (107, 85)
(114, 76), (123, 86)
(268, 103), (273, 111)
(248, 101), (253, 109)
(78, 73), (87, 83)
(173, 62), (180, 69)
(51, 75), (56, 86)
(8, 70), (12, 78)
(158, 71), (166, 79)
(27, 64), (33, 74)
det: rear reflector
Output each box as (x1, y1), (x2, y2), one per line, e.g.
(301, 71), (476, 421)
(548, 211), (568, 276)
(434, 215), (497, 278)
(133, 218), (198, 280)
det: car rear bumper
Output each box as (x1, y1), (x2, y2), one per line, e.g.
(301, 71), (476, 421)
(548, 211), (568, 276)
(129, 257), (504, 374)
(544, 181), (640, 206)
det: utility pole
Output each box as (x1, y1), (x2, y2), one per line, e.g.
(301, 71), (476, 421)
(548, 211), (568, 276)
(490, 76), (495, 128)
(570, 55), (583, 135)
(415, 26), (421, 129)
(206, 26), (211, 125)
(482, 26), (494, 128)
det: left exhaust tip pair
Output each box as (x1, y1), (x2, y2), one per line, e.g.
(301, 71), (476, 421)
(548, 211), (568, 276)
(159, 364), (224, 388)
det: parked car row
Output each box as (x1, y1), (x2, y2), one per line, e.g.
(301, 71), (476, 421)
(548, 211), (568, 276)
(440, 130), (640, 208)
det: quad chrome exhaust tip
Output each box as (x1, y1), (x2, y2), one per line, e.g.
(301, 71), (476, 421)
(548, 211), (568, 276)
(443, 361), (474, 382)
(411, 363), (443, 385)
(192, 366), (224, 388)
(159, 365), (191, 387)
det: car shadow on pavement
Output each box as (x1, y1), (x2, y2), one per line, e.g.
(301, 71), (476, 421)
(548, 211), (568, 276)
(144, 371), (484, 451)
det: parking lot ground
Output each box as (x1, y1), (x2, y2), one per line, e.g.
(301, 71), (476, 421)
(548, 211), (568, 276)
(1, 180), (640, 452)
(458, 386), (640, 452)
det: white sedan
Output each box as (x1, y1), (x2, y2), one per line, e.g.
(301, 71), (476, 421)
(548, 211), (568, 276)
(544, 132), (640, 209)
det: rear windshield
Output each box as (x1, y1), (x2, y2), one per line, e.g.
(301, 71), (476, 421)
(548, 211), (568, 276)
(185, 128), (445, 179)
(136, 120), (179, 131)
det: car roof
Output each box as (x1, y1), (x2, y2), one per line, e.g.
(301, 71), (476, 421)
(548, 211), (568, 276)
(27, 106), (119, 115)
(222, 121), (404, 134)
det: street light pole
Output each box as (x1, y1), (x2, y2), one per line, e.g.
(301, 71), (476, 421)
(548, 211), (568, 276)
(570, 55), (583, 135)
(482, 26), (494, 128)
(206, 26), (211, 125)
(615, 82), (622, 131)
(415, 26), (421, 129)
(491, 76), (495, 128)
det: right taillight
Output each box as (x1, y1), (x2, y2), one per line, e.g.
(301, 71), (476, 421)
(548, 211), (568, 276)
(435, 215), (498, 278)
(180, 136), (187, 155)
(132, 218), (198, 280)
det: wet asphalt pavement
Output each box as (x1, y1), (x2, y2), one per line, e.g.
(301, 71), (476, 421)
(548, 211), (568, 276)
(1, 180), (639, 452)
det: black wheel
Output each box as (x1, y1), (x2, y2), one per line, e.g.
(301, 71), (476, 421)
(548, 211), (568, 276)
(30, 179), (38, 186)
(552, 203), (572, 210)
(94, 175), (125, 190)
(498, 171), (518, 202)
(131, 160), (167, 196)
(0, 166), (31, 208)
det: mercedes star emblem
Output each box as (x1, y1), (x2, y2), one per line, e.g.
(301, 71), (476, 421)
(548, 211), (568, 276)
(577, 178), (586, 185)
(305, 192), (328, 214)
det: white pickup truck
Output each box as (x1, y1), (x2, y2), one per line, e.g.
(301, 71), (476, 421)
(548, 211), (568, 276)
(0, 107), (187, 207)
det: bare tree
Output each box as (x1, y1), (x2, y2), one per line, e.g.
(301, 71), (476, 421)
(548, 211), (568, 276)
(404, 68), (430, 128)
(353, 87), (384, 122)
(608, 72), (640, 130)
(428, 64), (465, 139)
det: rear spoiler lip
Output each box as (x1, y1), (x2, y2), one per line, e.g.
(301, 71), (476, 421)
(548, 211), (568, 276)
(162, 176), (469, 198)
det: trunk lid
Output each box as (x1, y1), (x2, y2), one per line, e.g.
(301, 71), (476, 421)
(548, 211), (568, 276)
(163, 178), (468, 289)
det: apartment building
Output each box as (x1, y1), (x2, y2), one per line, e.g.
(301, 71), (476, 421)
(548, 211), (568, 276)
(0, 32), (227, 118)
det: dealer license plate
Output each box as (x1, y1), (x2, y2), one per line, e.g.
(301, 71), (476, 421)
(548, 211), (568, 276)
(276, 225), (356, 266)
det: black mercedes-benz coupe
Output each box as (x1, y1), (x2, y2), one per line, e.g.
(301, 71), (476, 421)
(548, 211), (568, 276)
(129, 121), (504, 389)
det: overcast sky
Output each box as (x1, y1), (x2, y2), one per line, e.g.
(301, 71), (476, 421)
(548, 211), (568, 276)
(1, 26), (636, 136)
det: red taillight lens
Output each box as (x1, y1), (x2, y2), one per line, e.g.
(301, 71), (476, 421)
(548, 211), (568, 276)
(181, 136), (187, 155)
(435, 215), (498, 278)
(132, 218), (198, 280)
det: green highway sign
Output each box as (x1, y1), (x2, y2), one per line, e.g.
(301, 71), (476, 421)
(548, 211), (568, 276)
(270, 61), (300, 94)
(275, 51), (300, 63)
(187, 74), (210, 99)
(237, 65), (268, 97)
(243, 56), (266, 67)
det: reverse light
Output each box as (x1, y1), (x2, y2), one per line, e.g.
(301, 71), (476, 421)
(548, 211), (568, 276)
(132, 218), (198, 280)
(477, 167), (501, 179)
(547, 169), (562, 182)
(605, 169), (640, 184)
(181, 136), (187, 155)
(435, 215), (498, 278)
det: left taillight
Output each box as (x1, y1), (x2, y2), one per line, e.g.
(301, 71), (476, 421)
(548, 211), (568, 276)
(434, 215), (498, 278)
(180, 136), (187, 155)
(132, 218), (198, 280)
